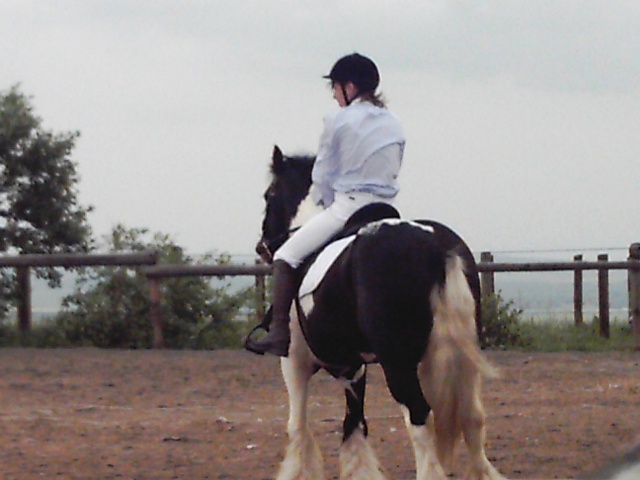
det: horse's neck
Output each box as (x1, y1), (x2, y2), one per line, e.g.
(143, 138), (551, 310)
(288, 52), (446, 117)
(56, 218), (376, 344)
(290, 190), (322, 230)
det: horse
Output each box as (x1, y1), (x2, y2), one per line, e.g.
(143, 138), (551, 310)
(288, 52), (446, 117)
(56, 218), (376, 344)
(254, 145), (505, 480)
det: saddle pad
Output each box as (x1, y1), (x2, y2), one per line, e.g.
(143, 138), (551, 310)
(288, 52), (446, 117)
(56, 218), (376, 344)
(298, 235), (356, 298)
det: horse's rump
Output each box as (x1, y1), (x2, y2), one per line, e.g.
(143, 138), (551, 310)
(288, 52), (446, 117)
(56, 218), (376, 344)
(298, 220), (449, 368)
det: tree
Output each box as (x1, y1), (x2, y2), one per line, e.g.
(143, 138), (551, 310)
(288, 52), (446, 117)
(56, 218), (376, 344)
(0, 85), (92, 318)
(56, 225), (255, 349)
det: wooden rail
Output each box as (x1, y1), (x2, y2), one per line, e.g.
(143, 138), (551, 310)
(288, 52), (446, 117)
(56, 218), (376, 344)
(0, 252), (159, 268)
(0, 251), (159, 331)
(478, 260), (640, 273)
(144, 263), (270, 278)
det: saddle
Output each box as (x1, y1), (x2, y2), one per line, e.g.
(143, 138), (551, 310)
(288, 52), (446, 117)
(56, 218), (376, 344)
(331, 202), (400, 242)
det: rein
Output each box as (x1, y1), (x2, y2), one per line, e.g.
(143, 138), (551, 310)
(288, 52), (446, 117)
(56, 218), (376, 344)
(259, 226), (301, 264)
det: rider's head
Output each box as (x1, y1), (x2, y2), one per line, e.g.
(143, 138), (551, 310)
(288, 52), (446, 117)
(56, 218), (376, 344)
(324, 53), (384, 107)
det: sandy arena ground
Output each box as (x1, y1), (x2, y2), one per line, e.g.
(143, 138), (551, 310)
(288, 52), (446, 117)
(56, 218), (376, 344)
(0, 348), (639, 479)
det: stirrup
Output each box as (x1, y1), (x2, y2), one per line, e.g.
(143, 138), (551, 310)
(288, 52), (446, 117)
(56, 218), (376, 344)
(243, 316), (290, 357)
(243, 324), (270, 355)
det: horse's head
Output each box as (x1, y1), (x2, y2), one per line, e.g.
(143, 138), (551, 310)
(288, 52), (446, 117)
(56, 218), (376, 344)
(256, 145), (314, 263)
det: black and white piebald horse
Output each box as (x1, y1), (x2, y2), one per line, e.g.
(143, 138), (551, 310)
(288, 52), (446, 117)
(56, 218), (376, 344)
(255, 146), (505, 480)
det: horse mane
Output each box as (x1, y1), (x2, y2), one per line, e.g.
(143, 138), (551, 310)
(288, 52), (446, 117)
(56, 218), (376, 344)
(269, 147), (316, 225)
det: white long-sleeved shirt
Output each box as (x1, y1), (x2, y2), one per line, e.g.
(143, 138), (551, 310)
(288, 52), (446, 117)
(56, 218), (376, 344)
(311, 100), (405, 207)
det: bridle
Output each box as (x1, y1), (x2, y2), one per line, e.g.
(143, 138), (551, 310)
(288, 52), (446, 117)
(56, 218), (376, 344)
(256, 226), (301, 264)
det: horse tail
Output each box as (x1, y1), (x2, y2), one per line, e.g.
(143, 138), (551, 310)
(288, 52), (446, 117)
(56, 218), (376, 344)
(419, 253), (498, 470)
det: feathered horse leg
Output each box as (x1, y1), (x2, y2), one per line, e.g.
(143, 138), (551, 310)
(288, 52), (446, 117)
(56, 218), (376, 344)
(338, 365), (387, 480)
(276, 306), (324, 480)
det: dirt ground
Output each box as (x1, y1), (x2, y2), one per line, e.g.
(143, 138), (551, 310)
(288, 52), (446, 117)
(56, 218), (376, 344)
(0, 348), (638, 480)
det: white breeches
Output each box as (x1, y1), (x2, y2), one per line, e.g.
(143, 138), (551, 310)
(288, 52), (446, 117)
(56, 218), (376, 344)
(274, 192), (394, 269)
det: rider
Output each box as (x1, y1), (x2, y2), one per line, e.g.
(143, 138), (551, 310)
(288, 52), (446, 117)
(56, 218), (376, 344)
(245, 53), (406, 357)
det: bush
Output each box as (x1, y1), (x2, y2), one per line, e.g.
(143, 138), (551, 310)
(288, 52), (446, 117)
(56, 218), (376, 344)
(53, 225), (257, 349)
(479, 291), (635, 351)
(0, 319), (71, 348)
(55, 268), (155, 348)
(480, 291), (527, 349)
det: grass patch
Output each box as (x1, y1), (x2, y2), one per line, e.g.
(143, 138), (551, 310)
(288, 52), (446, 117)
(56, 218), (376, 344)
(0, 319), (72, 348)
(0, 316), (253, 349)
(517, 317), (635, 352)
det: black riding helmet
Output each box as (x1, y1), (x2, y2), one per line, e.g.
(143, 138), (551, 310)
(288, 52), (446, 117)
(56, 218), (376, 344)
(323, 53), (380, 105)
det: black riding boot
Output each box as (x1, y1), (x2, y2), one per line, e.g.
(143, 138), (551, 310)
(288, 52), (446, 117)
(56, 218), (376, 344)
(245, 260), (296, 357)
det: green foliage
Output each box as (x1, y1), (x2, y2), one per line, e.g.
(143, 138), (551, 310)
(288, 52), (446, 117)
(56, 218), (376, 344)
(517, 317), (635, 352)
(0, 85), (92, 320)
(54, 225), (254, 349)
(0, 318), (70, 348)
(479, 291), (634, 351)
(480, 291), (527, 348)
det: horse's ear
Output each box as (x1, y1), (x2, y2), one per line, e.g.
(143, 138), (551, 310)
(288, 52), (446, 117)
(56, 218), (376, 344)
(272, 145), (285, 173)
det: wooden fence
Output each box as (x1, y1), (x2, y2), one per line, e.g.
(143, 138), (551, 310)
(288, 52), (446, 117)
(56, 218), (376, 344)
(0, 251), (159, 331)
(144, 261), (269, 348)
(479, 243), (640, 347)
(1, 243), (639, 350)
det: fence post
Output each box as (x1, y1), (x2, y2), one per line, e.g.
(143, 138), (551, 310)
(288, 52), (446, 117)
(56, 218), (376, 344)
(573, 254), (583, 325)
(148, 278), (165, 349)
(597, 253), (610, 338)
(254, 258), (267, 324)
(16, 266), (32, 332)
(480, 251), (495, 301)
(628, 243), (640, 350)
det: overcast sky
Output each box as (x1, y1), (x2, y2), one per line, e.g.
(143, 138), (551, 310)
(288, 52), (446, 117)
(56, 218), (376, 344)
(2, 1), (638, 258)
